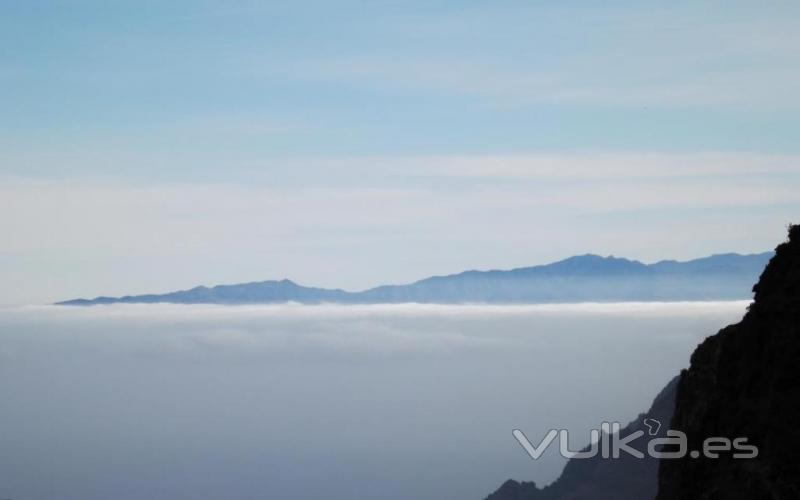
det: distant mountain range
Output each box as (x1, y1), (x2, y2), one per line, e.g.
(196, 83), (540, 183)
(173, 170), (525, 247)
(58, 251), (773, 306)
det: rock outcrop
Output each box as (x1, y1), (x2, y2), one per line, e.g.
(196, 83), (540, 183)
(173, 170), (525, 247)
(656, 225), (800, 500)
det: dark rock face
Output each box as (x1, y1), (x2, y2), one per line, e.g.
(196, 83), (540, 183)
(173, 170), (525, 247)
(656, 225), (800, 500)
(485, 479), (543, 500)
(483, 376), (679, 500)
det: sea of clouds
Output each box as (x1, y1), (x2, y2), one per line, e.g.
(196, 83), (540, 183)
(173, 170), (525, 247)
(0, 301), (749, 500)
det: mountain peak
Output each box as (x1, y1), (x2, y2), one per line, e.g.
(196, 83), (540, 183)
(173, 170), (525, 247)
(540, 253), (647, 275)
(750, 223), (800, 313)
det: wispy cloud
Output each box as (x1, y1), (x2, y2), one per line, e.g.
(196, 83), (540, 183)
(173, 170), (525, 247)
(1, 150), (797, 304)
(299, 152), (800, 180)
(289, 54), (800, 108)
(284, 4), (800, 108)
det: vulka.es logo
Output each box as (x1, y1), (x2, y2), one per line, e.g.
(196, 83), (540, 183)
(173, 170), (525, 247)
(513, 419), (758, 460)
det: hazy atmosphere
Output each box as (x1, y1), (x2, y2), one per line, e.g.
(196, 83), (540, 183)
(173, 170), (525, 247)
(3, 2), (799, 500)
(0, 301), (748, 500)
(2, 1), (800, 305)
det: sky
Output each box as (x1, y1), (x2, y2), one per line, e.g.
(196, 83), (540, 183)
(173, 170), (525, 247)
(1, 0), (800, 304)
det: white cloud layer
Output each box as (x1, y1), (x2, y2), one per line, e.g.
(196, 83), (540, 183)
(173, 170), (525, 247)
(0, 301), (748, 499)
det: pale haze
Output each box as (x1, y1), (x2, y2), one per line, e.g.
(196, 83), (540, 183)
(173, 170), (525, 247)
(0, 301), (748, 500)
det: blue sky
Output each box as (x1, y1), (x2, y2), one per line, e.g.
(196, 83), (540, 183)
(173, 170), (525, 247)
(1, 0), (799, 303)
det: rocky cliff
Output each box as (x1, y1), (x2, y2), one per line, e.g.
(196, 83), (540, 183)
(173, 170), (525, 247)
(656, 225), (800, 499)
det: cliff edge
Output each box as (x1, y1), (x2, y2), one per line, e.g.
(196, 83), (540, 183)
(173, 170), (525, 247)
(656, 225), (800, 499)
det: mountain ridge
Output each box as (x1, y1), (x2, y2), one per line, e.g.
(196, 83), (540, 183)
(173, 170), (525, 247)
(57, 251), (773, 305)
(482, 375), (680, 500)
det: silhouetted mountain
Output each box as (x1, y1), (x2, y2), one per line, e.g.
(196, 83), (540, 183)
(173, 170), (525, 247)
(57, 252), (772, 305)
(59, 279), (351, 305)
(483, 376), (679, 500)
(656, 225), (800, 499)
